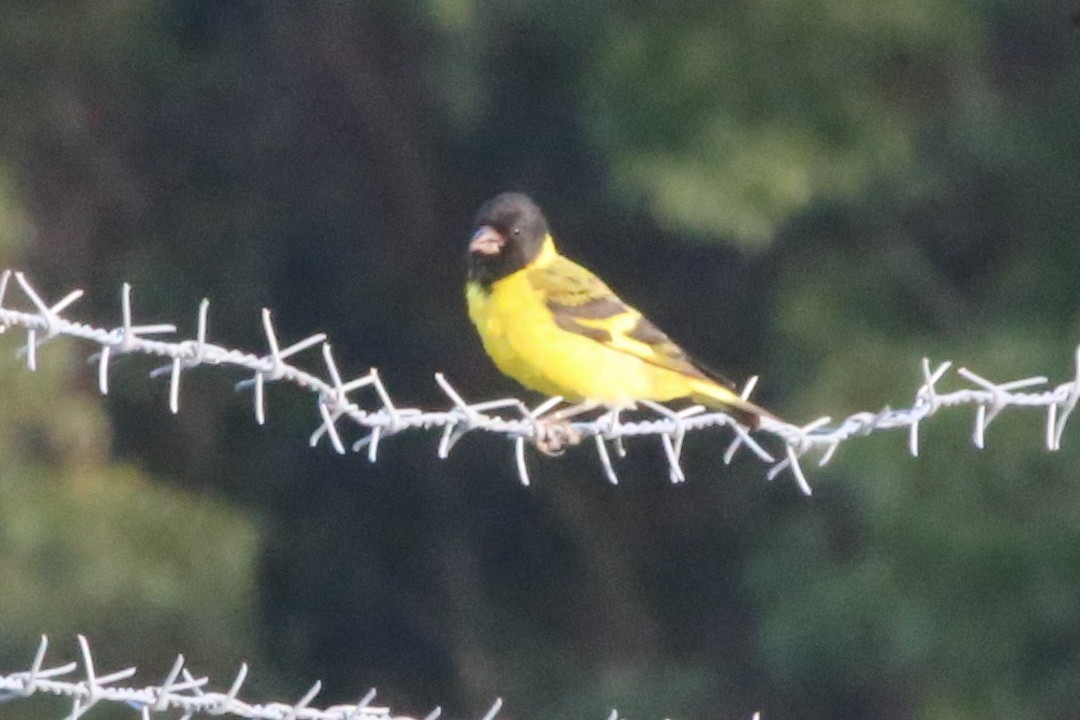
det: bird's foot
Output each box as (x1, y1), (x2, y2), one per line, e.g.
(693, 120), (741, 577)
(532, 417), (583, 456)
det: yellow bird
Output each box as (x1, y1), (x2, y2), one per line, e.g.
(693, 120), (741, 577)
(465, 193), (776, 429)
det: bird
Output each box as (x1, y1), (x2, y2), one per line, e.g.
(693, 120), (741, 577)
(464, 192), (777, 433)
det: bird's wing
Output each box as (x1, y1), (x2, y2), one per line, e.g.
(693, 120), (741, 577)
(527, 255), (736, 389)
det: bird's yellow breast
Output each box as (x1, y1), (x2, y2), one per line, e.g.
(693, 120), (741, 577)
(466, 257), (694, 404)
(467, 272), (571, 398)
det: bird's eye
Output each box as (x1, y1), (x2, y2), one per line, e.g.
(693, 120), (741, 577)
(512, 227), (522, 236)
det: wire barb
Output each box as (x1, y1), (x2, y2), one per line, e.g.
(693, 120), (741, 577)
(0, 271), (1076, 490)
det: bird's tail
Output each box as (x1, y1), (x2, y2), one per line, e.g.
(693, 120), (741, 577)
(688, 378), (779, 430)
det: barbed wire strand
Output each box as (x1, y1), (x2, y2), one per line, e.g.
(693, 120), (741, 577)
(1, 270), (1078, 495)
(0, 634), (479, 720)
(0, 636), (763, 720)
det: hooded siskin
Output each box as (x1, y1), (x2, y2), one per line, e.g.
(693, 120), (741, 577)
(464, 192), (775, 428)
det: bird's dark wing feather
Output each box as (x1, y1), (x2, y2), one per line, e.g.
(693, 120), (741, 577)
(528, 255), (736, 389)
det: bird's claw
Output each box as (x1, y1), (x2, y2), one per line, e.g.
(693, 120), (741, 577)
(532, 417), (583, 456)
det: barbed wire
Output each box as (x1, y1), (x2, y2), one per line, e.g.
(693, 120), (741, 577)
(0, 634), (487, 720)
(0, 636), (762, 720)
(1, 270), (1077, 494)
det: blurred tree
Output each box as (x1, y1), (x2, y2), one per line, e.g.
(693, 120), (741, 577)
(584, 0), (984, 247)
(0, 167), (273, 720)
(0, 0), (1079, 719)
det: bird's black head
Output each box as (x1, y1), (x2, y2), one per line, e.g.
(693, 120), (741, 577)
(467, 192), (551, 285)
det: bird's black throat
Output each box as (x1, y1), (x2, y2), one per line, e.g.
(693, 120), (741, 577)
(467, 242), (533, 287)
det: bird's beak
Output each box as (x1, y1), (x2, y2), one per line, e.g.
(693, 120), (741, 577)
(469, 226), (505, 255)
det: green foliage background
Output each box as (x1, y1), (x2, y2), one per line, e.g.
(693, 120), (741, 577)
(0, 1), (1078, 718)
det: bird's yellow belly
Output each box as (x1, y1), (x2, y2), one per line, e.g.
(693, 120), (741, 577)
(467, 275), (687, 404)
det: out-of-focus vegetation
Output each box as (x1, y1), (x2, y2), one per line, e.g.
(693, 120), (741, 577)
(0, 182), (269, 720)
(0, 1), (1079, 718)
